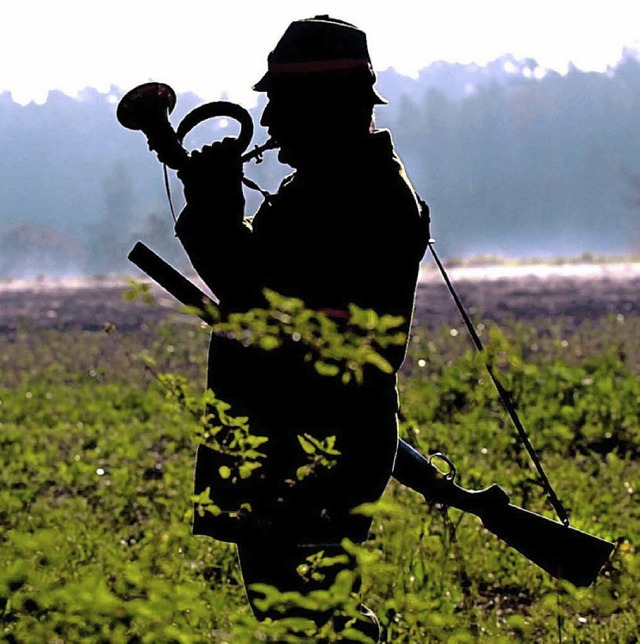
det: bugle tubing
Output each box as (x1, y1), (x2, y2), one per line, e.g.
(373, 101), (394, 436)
(116, 81), (276, 169)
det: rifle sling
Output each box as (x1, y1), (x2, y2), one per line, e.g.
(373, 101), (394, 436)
(427, 241), (570, 527)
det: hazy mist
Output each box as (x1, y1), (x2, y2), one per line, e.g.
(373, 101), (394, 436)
(2, 52), (640, 278)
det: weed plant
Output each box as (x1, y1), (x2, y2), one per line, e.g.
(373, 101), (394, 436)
(0, 306), (637, 642)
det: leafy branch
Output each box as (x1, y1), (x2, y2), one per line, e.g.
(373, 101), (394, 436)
(206, 288), (407, 384)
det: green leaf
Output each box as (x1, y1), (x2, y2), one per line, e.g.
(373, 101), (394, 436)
(314, 360), (340, 377)
(297, 434), (317, 455)
(258, 335), (281, 351)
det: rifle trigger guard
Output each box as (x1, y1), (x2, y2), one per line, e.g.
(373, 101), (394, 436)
(428, 452), (456, 482)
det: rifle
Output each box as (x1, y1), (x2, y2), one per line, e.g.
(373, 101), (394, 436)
(127, 241), (615, 587)
(397, 442), (614, 588)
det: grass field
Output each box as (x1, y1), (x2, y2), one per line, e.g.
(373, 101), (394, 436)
(0, 296), (638, 642)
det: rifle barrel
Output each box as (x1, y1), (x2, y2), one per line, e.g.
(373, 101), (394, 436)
(128, 241), (217, 324)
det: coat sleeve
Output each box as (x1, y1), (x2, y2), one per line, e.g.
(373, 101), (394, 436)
(174, 196), (261, 308)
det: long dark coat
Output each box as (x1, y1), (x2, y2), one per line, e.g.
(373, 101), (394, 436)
(176, 130), (429, 544)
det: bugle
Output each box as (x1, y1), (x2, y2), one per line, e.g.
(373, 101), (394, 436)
(116, 81), (276, 169)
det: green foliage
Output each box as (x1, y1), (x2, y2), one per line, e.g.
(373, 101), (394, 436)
(122, 278), (155, 306)
(158, 375), (268, 484)
(0, 312), (638, 641)
(295, 433), (341, 482)
(246, 547), (372, 643)
(208, 289), (406, 384)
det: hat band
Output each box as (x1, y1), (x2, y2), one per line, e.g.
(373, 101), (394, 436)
(268, 58), (371, 74)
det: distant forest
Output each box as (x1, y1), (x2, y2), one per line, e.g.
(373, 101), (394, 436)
(2, 52), (640, 277)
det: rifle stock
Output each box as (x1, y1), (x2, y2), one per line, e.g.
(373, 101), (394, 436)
(127, 240), (615, 587)
(395, 439), (614, 586)
(477, 503), (614, 587)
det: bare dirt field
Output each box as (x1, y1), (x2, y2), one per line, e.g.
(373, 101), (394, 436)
(1, 263), (639, 334)
(414, 262), (640, 332)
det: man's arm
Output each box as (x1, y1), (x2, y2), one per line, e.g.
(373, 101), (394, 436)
(173, 139), (258, 306)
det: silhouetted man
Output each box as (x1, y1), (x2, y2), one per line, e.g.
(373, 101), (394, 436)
(175, 15), (440, 641)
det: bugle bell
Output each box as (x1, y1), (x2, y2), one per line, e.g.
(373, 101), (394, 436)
(116, 81), (275, 169)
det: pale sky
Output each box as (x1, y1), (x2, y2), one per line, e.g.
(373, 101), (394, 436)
(2, 0), (640, 106)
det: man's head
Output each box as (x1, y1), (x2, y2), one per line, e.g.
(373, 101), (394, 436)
(254, 15), (385, 105)
(254, 16), (386, 166)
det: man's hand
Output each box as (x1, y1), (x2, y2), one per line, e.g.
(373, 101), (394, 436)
(177, 137), (244, 207)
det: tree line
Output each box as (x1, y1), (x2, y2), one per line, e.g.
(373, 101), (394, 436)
(1, 52), (640, 277)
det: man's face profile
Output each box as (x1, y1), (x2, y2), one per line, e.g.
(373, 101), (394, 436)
(260, 87), (325, 167)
